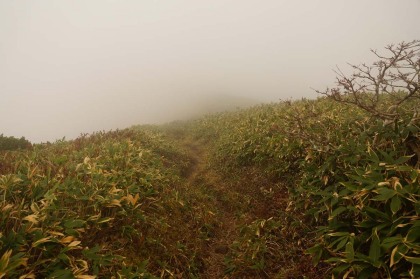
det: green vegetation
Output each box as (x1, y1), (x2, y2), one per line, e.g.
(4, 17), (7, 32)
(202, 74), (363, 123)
(1, 93), (418, 278)
(190, 95), (419, 278)
(0, 129), (216, 278)
(0, 134), (31, 151)
(1, 40), (419, 278)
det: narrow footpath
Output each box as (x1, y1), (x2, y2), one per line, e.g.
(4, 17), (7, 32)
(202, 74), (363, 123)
(167, 131), (320, 278)
(181, 137), (242, 278)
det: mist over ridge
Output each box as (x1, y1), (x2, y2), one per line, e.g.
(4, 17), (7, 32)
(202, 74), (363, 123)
(1, 0), (419, 142)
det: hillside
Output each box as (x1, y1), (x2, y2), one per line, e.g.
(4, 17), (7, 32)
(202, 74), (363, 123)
(1, 95), (419, 278)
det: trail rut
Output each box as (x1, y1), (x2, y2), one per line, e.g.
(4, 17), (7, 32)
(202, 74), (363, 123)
(181, 138), (240, 278)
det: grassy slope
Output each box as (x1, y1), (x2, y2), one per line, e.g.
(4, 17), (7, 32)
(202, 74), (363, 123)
(186, 97), (361, 278)
(188, 96), (419, 278)
(0, 129), (215, 278)
(1, 95), (419, 278)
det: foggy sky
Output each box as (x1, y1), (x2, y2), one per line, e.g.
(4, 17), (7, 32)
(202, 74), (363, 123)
(1, 0), (419, 143)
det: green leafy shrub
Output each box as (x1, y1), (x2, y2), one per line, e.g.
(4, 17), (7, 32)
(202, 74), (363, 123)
(0, 128), (209, 277)
(0, 134), (31, 151)
(304, 40), (420, 278)
(192, 92), (418, 277)
(303, 115), (419, 278)
(189, 40), (420, 278)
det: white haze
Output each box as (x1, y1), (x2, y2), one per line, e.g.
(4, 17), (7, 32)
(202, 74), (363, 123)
(0, 0), (419, 142)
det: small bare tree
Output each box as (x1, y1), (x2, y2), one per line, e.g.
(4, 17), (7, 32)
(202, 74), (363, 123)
(316, 40), (420, 121)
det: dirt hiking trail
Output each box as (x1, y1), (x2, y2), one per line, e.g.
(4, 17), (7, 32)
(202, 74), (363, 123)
(181, 137), (242, 278)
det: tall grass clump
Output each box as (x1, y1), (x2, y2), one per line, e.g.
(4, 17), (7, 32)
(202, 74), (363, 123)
(193, 93), (418, 277)
(191, 40), (420, 278)
(0, 128), (209, 278)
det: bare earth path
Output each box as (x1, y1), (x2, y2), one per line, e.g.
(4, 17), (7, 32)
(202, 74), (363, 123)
(164, 129), (325, 279)
(181, 137), (242, 278)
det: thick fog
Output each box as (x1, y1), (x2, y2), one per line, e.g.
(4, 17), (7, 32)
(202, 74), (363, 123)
(1, 0), (419, 143)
